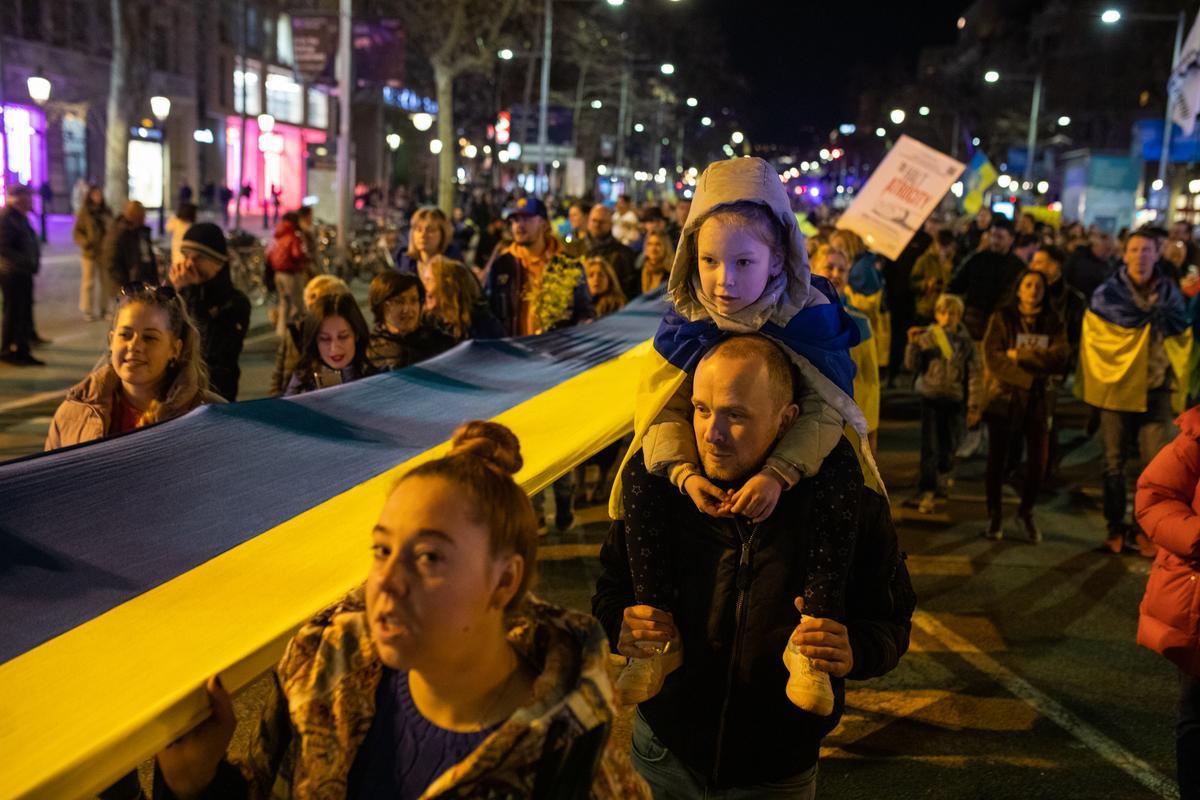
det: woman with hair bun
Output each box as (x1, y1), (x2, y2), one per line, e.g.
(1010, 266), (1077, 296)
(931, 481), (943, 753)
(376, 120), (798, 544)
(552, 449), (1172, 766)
(155, 421), (649, 799)
(45, 283), (223, 449)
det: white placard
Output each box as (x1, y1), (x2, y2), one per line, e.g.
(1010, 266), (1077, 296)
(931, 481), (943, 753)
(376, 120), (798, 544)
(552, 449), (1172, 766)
(837, 135), (964, 260)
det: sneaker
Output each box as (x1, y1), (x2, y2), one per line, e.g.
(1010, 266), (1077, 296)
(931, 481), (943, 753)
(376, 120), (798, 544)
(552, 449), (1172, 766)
(614, 647), (667, 706)
(917, 491), (936, 514)
(1019, 513), (1042, 544)
(0, 352), (45, 366)
(956, 428), (982, 459)
(1099, 531), (1125, 555)
(782, 635), (835, 716)
(935, 473), (955, 499)
(984, 516), (1004, 541)
(1134, 532), (1157, 559)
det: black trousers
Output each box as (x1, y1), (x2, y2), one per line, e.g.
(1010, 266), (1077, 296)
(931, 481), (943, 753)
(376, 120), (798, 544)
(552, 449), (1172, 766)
(0, 270), (33, 357)
(985, 392), (1049, 520)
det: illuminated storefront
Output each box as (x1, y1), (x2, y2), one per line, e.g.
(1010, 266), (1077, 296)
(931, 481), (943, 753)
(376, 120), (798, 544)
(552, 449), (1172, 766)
(225, 115), (326, 215)
(0, 104), (48, 196)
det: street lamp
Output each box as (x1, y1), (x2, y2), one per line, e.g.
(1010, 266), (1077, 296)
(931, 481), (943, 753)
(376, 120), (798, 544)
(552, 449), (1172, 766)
(151, 95), (171, 235)
(889, 108), (906, 125)
(700, 116), (713, 127)
(982, 70), (1043, 192)
(660, 62), (675, 75)
(386, 133), (401, 150)
(591, 99), (603, 109)
(1100, 9), (1188, 212)
(1057, 115), (1071, 126)
(411, 112), (434, 132)
(731, 131), (745, 144)
(497, 48), (514, 60)
(429, 139), (443, 154)
(875, 127), (886, 137)
(26, 72), (50, 104)
(634, 123), (645, 132)
(686, 96), (698, 107)
(918, 105), (930, 116)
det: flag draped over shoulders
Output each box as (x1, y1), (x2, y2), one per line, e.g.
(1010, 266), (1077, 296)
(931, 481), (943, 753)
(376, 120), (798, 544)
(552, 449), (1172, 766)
(1076, 268), (1193, 413)
(653, 283), (861, 399)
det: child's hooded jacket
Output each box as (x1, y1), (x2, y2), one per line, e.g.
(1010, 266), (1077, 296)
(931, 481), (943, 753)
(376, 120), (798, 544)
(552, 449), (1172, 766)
(609, 157), (884, 518)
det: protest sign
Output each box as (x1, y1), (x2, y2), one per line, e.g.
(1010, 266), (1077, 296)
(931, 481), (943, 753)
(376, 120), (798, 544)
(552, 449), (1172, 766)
(838, 135), (964, 260)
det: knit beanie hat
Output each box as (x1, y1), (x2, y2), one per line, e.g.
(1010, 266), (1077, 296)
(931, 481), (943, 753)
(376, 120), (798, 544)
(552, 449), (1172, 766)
(180, 222), (229, 263)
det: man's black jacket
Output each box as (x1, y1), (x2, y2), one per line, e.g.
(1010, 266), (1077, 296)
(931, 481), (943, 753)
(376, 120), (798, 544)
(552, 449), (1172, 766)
(592, 439), (915, 788)
(180, 266), (251, 401)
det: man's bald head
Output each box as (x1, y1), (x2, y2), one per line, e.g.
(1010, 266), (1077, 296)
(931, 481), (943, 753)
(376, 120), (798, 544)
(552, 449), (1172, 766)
(692, 335), (800, 482)
(587, 204), (614, 239)
(700, 335), (797, 412)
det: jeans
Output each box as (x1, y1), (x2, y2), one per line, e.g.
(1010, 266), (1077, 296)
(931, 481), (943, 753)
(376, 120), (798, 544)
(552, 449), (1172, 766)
(630, 711), (818, 799)
(274, 271), (306, 337)
(1099, 391), (1173, 532)
(1180, 670), (1200, 800)
(919, 397), (961, 491)
(533, 471), (576, 523)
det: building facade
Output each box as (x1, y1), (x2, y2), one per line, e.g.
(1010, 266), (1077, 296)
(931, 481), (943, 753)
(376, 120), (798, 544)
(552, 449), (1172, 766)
(0, 0), (334, 222)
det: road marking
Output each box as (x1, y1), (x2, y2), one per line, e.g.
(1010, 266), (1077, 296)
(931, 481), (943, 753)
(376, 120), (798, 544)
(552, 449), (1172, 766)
(0, 388), (71, 415)
(905, 554), (974, 577)
(912, 610), (1179, 799)
(537, 542), (601, 561)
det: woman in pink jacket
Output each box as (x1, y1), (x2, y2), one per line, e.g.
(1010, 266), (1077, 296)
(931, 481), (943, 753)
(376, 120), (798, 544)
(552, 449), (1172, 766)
(1135, 405), (1200, 798)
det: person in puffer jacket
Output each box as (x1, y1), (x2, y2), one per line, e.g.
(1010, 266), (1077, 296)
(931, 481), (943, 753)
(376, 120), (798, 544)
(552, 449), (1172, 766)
(1136, 406), (1200, 800)
(153, 421), (649, 799)
(904, 293), (981, 514)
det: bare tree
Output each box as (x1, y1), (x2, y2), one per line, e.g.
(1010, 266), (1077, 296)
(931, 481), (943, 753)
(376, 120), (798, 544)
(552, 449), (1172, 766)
(387, 0), (527, 213)
(104, 0), (153, 209)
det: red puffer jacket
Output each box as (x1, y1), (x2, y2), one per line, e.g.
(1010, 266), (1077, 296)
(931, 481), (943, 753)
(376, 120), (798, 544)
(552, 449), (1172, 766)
(1136, 406), (1200, 677)
(268, 219), (307, 274)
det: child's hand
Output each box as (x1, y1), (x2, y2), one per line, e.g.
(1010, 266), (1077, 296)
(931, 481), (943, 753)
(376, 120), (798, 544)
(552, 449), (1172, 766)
(683, 474), (733, 518)
(727, 471), (783, 524)
(907, 326), (925, 343)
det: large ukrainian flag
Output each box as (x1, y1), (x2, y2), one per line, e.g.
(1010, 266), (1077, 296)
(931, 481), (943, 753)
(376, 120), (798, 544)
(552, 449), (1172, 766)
(0, 294), (665, 799)
(1075, 272), (1193, 414)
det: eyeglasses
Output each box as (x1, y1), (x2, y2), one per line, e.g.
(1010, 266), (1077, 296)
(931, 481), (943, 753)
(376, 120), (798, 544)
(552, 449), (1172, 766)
(120, 282), (177, 300)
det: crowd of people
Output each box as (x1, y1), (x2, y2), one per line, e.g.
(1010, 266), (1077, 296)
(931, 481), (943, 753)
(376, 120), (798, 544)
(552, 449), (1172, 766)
(804, 205), (1199, 556)
(5, 152), (1200, 795)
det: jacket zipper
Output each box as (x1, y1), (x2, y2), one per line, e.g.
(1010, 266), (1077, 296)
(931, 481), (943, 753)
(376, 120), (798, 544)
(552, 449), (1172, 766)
(712, 519), (756, 786)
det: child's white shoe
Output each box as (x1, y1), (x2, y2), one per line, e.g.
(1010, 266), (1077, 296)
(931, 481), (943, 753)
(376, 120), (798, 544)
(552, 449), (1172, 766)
(782, 635), (834, 716)
(615, 643), (670, 705)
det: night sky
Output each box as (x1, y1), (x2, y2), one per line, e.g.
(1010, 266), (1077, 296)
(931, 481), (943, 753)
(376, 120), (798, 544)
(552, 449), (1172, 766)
(699, 1), (973, 146)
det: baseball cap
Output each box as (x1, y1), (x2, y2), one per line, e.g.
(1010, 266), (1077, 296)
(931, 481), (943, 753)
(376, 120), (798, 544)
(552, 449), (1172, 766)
(502, 197), (548, 220)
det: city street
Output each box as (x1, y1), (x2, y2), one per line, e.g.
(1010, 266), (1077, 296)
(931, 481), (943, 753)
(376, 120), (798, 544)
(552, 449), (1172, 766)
(3, 230), (1180, 799)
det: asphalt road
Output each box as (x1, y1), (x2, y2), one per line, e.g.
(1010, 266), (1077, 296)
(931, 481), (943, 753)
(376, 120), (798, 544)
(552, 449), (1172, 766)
(2, 223), (1181, 798)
